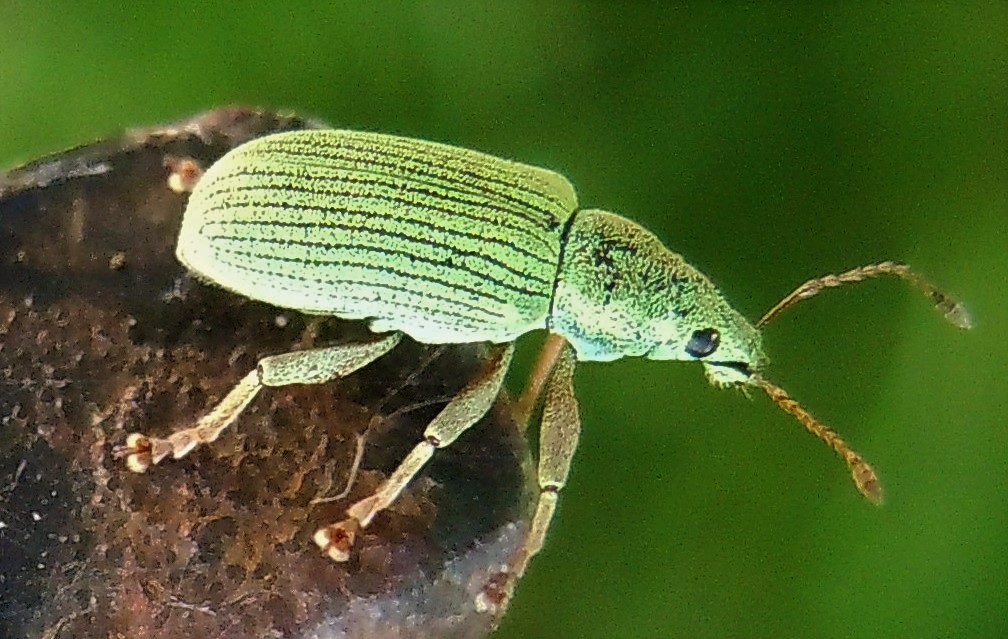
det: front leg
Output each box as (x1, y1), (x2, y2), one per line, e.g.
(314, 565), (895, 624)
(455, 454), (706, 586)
(117, 332), (403, 471)
(477, 338), (580, 614)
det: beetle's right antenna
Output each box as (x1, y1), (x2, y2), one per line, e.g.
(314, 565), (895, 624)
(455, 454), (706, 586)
(757, 261), (973, 329)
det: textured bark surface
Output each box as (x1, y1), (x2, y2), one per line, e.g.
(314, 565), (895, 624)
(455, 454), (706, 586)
(0, 108), (532, 639)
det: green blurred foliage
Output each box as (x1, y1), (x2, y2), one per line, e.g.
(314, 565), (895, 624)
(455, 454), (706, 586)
(1, 2), (1005, 638)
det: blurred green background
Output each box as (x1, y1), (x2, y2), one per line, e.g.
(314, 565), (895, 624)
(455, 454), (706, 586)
(2, 3), (1005, 638)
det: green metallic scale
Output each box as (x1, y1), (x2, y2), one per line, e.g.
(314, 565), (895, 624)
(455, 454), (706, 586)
(120, 129), (971, 614)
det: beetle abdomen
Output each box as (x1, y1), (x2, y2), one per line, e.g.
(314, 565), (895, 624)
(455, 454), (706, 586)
(177, 130), (579, 343)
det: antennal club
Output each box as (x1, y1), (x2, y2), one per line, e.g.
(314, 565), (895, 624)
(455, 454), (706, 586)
(757, 260), (973, 329)
(751, 374), (883, 505)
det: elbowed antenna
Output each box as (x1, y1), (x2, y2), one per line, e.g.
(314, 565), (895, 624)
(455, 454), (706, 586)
(757, 261), (973, 329)
(751, 374), (882, 504)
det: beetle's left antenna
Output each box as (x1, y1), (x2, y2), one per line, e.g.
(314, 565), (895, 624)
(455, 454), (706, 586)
(757, 261), (973, 329)
(751, 374), (883, 505)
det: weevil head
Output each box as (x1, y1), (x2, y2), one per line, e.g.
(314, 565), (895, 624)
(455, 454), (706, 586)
(551, 209), (766, 386)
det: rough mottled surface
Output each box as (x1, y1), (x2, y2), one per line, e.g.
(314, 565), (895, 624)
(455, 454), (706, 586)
(0, 108), (533, 639)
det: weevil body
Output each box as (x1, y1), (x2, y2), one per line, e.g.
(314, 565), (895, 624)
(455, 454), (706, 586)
(121, 129), (969, 615)
(177, 130), (761, 381)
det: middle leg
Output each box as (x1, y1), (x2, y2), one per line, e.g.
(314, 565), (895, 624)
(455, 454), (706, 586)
(314, 343), (516, 561)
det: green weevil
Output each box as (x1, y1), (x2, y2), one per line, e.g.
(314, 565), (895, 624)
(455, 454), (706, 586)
(118, 129), (971, 613)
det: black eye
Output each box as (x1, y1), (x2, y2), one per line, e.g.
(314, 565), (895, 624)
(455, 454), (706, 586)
(685, 328), (720, 358)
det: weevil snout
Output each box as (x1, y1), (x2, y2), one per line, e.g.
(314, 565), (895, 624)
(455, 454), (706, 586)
(688, 307), (766, 387)
(657, 299), (768, 388)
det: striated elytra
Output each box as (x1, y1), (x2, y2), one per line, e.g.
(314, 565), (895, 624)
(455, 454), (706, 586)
(118, 129), (970, 616)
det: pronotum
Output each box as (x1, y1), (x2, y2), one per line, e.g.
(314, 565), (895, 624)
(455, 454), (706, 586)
(117, 129), (971, 613)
